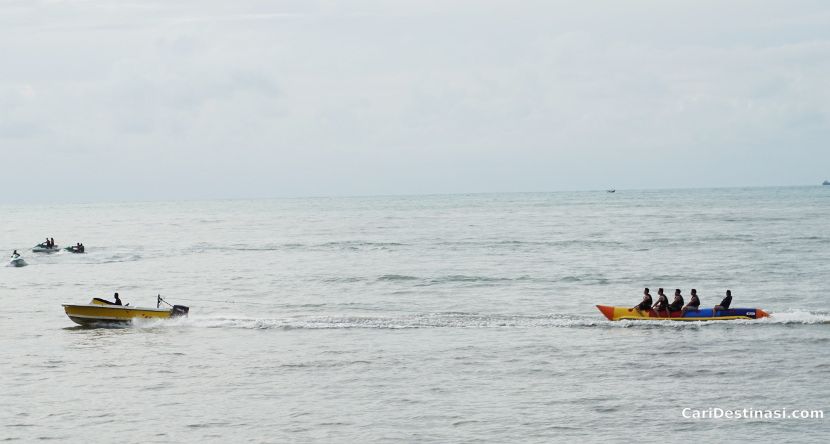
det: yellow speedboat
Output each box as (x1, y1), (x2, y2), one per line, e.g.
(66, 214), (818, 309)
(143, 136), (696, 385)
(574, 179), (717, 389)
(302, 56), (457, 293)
(63, 296), (189, 326)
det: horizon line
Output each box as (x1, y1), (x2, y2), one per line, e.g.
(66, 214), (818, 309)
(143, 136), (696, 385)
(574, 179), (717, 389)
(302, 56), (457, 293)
(0, 183), (824, 207)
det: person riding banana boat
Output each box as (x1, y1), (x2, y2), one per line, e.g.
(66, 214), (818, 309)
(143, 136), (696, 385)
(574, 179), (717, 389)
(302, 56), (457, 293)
(681, 289), (701, 314)
(713, 290), (733, 316)
(633, 288), (652, 311)
(666, 289), (684, 313)
(651, 288), (669, 316)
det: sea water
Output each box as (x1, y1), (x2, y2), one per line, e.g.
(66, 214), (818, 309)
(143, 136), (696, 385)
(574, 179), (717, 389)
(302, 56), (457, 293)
(1, 187), (828, 442)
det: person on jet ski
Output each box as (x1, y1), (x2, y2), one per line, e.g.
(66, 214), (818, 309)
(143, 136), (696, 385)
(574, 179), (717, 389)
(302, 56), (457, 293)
(50, 237), (55, 248)
(682, 289), (701, 314)
(651, 288), (669, 316)
(713, 290), (733, 316)
(666, 289), (684, 313)
(634, 288), (652, 311)
(11, 250), (20, 258)
(79, 243), (84, 253)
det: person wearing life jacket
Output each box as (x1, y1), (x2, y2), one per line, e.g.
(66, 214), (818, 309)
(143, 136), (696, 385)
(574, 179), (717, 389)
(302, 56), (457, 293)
(713, 290), (733, 316)
(682, 289), (701, 314)
(651, 288), (669, 316)
(666, 289), (684, 313)
(634, 288), (653, 311)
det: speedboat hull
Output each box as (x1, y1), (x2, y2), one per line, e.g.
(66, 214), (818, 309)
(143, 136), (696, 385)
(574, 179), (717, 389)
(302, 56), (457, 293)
(596, 305), (769, 321)
(63, 298), (189, 326)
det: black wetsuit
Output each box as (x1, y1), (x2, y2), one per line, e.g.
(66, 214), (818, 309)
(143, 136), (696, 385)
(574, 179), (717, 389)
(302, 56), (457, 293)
(635, 295), (653, 310)
(719, 295), (732, 309)
(667, 295), (684, 312)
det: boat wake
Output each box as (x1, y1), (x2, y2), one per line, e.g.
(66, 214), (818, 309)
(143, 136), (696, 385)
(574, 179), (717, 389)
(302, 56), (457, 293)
(123, 309), (830, 330)
(131, 313), (603, 330)
(760, 309), (830, 324)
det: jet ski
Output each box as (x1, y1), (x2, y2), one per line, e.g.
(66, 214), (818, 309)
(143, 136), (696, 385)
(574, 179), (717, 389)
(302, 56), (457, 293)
(596, 305), (769, 321)
(64, 245), (86, 253)
(32, 242), (60, 253)
(62, 295), (189, 326)
(7, 256), (27, 267)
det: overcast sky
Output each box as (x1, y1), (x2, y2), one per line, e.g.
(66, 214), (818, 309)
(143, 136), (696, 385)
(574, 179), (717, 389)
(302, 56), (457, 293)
(2, 0), (829, 203)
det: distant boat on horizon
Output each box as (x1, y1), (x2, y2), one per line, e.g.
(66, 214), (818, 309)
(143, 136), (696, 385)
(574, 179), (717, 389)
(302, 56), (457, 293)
(606, 189), (616, 193)
(824, 180), (830, 186)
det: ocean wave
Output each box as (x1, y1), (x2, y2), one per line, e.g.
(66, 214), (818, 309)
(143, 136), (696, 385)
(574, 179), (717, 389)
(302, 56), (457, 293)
(558, 275), (610, 285)
(437, 240), (625, 248)
(323, 273), (602, 286)
(374, 274), (541, 286)
(187, 241), (407, 253)
(377, 274), (419, 281)
(318, 241), (406, 249)
(96, 253), (144, 264)
(425, 275), (524, 284)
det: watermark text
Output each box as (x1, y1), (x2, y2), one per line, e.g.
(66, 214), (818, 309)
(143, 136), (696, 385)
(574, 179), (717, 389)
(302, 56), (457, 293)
(682, 408), (823, 420)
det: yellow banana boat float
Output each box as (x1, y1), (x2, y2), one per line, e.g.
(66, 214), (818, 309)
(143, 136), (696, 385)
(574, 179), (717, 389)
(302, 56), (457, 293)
(63, 296), (189, 326)
(596, 305), (768, 321)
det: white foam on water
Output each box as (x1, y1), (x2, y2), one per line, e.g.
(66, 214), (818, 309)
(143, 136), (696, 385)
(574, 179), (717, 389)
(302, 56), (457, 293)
(761, 310), (830, 324)
(121, 308), (830, 332)
(121, 310), (830, 331)
(126, 313), (609, 330)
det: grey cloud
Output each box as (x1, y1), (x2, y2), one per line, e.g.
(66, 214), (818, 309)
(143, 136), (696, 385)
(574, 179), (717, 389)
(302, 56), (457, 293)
(1, 0), (829, 203)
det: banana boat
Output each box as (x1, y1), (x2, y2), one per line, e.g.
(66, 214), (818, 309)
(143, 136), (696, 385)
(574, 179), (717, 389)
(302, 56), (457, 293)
(596, 305), (769, 321)
(63, 296), (189, 326)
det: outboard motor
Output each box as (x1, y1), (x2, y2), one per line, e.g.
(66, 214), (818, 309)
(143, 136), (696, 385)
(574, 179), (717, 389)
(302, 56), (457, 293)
(171, 305), (189, 318)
